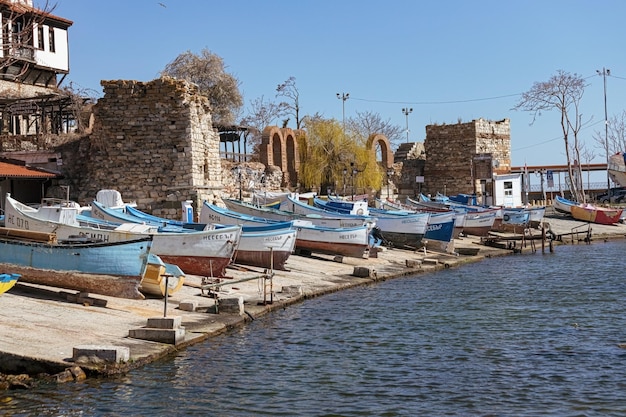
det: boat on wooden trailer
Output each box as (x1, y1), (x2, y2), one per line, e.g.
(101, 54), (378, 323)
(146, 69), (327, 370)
(0, 227), (152, 299)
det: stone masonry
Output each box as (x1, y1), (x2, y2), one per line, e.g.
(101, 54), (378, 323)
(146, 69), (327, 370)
(423, 118), (510, 197)
(59, 77), (223, 218)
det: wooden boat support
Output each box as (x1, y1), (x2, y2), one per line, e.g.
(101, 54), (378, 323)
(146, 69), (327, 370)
(481, 226), (554, 253)
(553, 223), (593, 244)
(200, 269), (275, 313)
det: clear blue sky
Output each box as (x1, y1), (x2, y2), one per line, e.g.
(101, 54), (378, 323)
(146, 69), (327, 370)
(53, 0), (626, 168)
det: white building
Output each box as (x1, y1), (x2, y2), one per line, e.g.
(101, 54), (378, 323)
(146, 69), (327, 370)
(493, 173), (522, 207)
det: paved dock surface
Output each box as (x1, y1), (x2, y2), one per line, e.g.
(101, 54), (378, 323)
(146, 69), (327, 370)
(1, 213), (624, 383)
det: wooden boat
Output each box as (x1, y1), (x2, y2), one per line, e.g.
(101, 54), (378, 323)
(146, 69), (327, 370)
(6, 194), (241, 278)
(0, 273), (20, 295)
(462, 210), (497, 236)
(223, 197), (371, 229)
(553, 195), (577, 215)
(570, 204), (623, 225)
(202, 201), (371, 258)
(140, 253), (185, 297)
(403, 197), (466, 238)
(313, 197), (429, 249)
(323, 197), (370, 215)
(279, 195), (375, 226)
(0, 227), (152, 299)
(502, 208), (530, 225)
(122, 203), (297, 271)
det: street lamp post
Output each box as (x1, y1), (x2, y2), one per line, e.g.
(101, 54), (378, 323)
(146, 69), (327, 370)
(236, 166), (242, 201)
(352, 166), (358, 201)
(402, 107), (413, 143)
(342, 168), (347, 197)
(597, 68), (611, 200)
(337, 92), (349, 137)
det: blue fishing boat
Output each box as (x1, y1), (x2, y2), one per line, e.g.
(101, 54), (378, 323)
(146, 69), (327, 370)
(0, 228), (152, 299)
(202, 201), (371, 258)
(313, 197), (429, 249)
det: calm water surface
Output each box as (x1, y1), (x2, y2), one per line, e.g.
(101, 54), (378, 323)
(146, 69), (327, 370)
(3, 240), (626, 416)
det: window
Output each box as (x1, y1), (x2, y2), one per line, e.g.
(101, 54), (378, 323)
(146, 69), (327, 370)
(48, 27), (55, 52)
(37, 26), (44, 50)
(504, 181), (513, 196)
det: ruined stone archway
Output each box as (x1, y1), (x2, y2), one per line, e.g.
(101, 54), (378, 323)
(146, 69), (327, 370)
(259, 126), (299, 188)
(366, 133), (394, 169)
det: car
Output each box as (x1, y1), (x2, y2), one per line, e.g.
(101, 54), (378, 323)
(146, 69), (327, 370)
(598, 188), (626, 203)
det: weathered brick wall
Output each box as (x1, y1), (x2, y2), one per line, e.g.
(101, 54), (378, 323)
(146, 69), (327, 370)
(59, 77), (223, 218)
(423, 118), (510, 197)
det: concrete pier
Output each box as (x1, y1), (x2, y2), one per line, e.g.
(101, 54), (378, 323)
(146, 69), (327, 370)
(0, 214), (624, 386)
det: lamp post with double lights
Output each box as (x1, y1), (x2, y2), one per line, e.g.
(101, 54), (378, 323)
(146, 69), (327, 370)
(597, 67), (611, 200)
(402, 107), (413, 143)
(337, 92), (349, 138)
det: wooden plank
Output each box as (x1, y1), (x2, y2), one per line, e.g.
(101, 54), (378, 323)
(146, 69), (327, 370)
(0, 227), (57, 243)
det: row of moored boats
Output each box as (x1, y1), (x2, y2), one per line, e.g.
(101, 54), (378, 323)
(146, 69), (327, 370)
(0, 190), (546, 300)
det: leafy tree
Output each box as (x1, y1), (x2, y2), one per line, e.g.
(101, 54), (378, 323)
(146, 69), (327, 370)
(514, 70), (588, 202)
(298, 118), (382, 196)
(276, 76), (302, 129)
(161, 48), (243, 126)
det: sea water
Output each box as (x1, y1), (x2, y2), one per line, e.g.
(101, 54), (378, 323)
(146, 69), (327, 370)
(4, 239), (626, 416)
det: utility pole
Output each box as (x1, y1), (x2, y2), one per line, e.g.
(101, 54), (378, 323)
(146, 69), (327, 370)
(597, 67), (611, 199)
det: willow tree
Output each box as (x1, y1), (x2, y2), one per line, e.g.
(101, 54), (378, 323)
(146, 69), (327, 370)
(299, 118), (381, 196)
(514, 70), (588, 202)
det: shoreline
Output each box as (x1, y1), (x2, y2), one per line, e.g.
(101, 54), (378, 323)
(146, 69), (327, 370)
(1, 213), (625, 388)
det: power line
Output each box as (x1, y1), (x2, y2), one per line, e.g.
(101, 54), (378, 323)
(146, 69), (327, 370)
(350, 93), (521, 106)
(512, 119), (605, 152)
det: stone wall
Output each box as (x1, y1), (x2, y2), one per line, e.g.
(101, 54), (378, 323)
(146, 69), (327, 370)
(423, 118), (510, 197)
(58, 77), (223, 219)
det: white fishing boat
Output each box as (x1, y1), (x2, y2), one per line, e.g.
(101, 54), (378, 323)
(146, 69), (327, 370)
(5, 194), (241, 278)
(201, 201), (371, 258)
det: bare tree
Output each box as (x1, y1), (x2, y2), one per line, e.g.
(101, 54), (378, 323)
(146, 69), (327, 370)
(59, 81), (98, 134)
(161, 48), (243, 126)
(514, 70), (589, 202)
(593, 110), (626, 156)
(345, 110), (404, 147)
(239, 95), (288, 153)
(0, 1), (57, 78)
(276, 76), (302, 129)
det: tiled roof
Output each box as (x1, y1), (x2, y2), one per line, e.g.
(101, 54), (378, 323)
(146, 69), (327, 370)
(0, 161), (58, 179)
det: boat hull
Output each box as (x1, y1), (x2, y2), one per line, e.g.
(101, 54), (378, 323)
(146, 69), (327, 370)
(0, 233), (151, 299)
(6, 194), (241, 278)
(204, 201), (370, 258)
(570, 205), (623, 225)
(0, 273), (20, 295)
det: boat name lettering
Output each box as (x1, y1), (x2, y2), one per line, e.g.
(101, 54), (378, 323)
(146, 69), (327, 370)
(339, 233), (358, 240)
(427, 224), (443, 232)
(79, 232), (110, 243)
(203, 233), (233, 241)
(401, 218), (423, 224)
(5, 214), (29, 230)
(205, 213), (221, 222)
